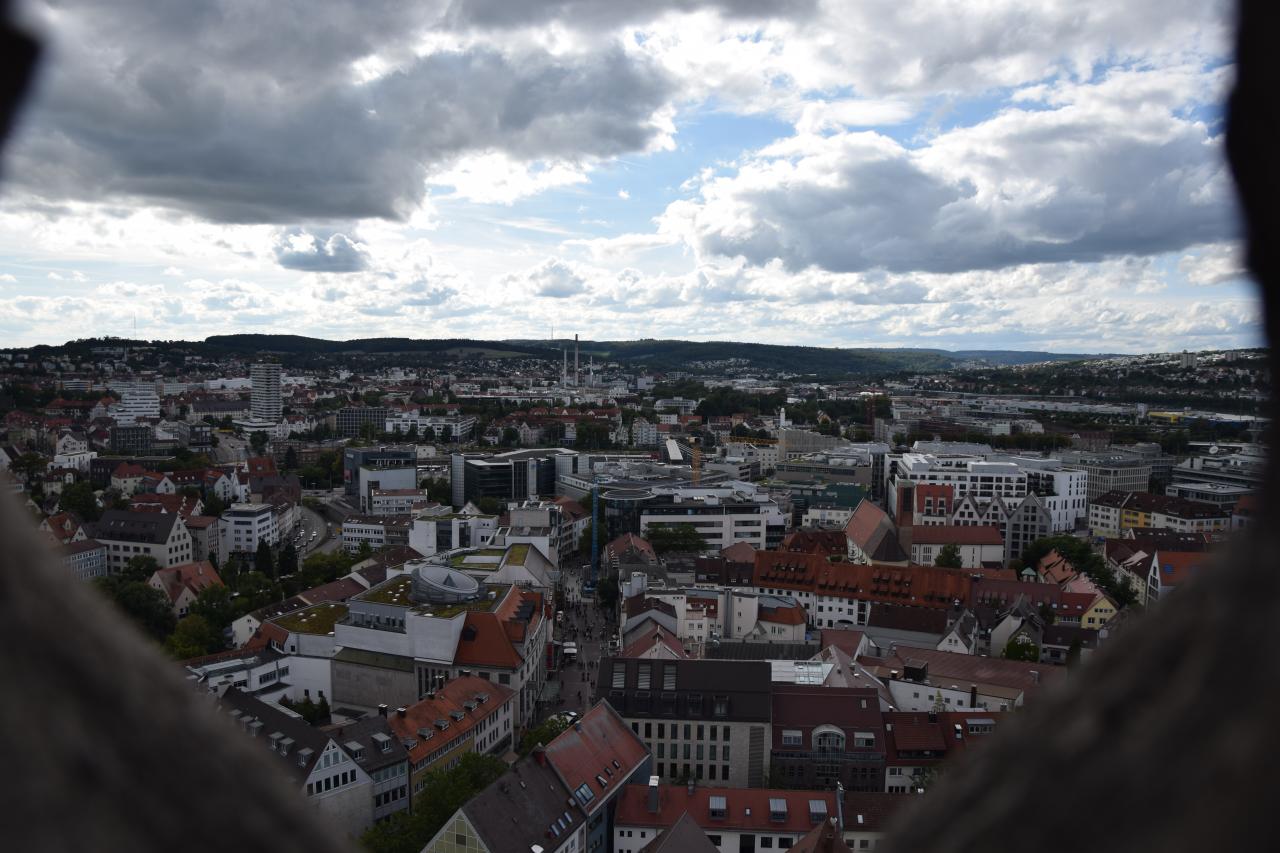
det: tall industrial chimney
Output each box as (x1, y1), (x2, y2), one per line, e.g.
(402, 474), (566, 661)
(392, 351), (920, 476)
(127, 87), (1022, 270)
(574, 333), (580, 387)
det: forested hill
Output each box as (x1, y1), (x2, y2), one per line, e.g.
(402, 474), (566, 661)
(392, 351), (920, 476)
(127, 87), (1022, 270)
(22, 335), (1100, 376)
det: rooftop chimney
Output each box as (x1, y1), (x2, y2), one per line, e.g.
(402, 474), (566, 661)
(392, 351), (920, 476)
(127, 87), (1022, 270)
(377, 704), (388, 717)
(686, 778), (695, 796)
(647, 776), (660, 813)
(970, 683), (979, 708)
(396, 707), (407, 718)
(1029, 670), (1040, 684)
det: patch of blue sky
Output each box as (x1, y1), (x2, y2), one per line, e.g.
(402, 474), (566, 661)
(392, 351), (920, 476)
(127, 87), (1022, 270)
(432, 106), (793, 246)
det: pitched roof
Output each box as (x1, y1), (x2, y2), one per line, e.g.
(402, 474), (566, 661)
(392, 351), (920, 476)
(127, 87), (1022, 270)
(638, 812), (720, 853)
(93, 509), (180, 544)
(150, 560), (223, 605)
(621, 622), (689, 659)
(720, 541), (758, 563)
(606, 532), (657, 563)
(216, 688), (333, 784)
(129, 492), (202, 519)
(758, 601), (807, 625)
(781, 529), (848, 555)
(865, 647), (1063, 695)
(844, 500), (907, 562)
(385, 676), (514, 765)
(543, 701), (650, 816)
(460, 753), (586, 853)
(1151, 550), (1212, 588)
(754, 553), (974, 610)
(614, 783), (839, 836)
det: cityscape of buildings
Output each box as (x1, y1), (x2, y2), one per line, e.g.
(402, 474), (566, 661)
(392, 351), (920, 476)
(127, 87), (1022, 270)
(0, 336), (1265, 851)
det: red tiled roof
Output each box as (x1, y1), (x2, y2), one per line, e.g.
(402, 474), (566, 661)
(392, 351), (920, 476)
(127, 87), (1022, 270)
(112, 462), (147, 479)
(844, 500), (891, 547)
(544, 701), (649, 815)
(759, 602), (807, 625)
(754, 553), (973, 610)
(455, 615), (522, 668)
(720, 541), (757, 563)
(386, 676), (515, 765)
(781, 529), (848, 555)
(914, 483), (955, 512)
(129, 492), (202, 519)
(150, 560), (223, 605)
(1152, 550), (1211, 588)
(614, 784), (839, 835)
(865, 648), (1063, 693)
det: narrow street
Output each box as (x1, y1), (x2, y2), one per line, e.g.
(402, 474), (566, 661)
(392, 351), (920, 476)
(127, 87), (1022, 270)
(545, 563), (614, 719)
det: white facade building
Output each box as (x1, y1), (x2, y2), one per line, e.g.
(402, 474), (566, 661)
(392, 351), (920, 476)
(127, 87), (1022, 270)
(220, 503), (279, 557)
(250, 362), (283, 423)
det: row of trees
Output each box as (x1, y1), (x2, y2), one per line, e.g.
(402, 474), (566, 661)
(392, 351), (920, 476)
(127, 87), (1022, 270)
(1020, 535), (1137, 609)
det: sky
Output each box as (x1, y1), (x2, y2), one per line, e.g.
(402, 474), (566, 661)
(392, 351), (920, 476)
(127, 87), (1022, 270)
(0, 0), (1260, 353)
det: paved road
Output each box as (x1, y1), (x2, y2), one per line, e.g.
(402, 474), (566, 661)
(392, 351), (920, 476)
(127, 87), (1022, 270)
(545, 565), (614, 717)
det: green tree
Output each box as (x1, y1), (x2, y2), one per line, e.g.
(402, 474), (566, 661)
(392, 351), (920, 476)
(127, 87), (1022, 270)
(277, 541), (299, 577)
(59, 480), (102, 522)
(501, 426), (520, 447)
(360, 753), (506, 853)
(475, 497), (505, 516)
(235, 571), (282, 614)
(1003, 634), (1041, 662)
(120, 555), (160, 584)
(203, 492), (226, 517)
(189, 584), (237, 640)
(94, 577), (176, 642)
(1021, 535), (1136, 609)
(519, 716), (570, 755)
(645, 523), (707, 554)
(249, 430), (269, 455)
(419, 478), (451, 505)
(1065, 638), (1084, 669)
(10, 452), (47, 483)
(283, 446), (298, 471)
(165, 614), (220, 659)
(255, 539), (275, 578)
(934, 543), (964, 568)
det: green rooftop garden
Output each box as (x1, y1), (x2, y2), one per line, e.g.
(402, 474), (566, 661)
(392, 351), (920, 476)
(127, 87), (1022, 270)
(505, 543), (531, 566)
(358, 574), (415, 606)
(413, 584), (511, 619)
(273, 603), (348, 635)
(448, 548), (507, 568)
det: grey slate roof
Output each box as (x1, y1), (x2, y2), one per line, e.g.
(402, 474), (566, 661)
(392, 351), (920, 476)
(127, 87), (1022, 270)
(461, 756), (585, 853)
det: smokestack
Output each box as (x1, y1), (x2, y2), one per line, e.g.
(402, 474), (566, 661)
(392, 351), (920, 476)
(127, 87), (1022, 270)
(574, 334), (579, 387)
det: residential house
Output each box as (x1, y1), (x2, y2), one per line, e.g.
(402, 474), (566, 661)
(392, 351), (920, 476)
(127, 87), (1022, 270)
(420, 701), (650, 853)
(93, 509), (195, 571)
(382, 676), (515, 796)
(148, 560), (224, 618)
(216, 688), (379, 837)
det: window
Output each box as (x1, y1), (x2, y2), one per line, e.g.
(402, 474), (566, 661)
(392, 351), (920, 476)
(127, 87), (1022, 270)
(782, 730), (803, 747)
(762, 838), (774, 849)
(709, 796), (727, 819)
(708, 836), (722, 847)
(638, 665), (651, 689)
(663, 665), (676, 690)
(713, 696), (729, 717)
(769, 798), (788, 822)
(613, 667), (626, 689)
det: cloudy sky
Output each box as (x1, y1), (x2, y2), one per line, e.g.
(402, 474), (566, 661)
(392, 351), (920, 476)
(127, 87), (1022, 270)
(0, 0), (1258, 352)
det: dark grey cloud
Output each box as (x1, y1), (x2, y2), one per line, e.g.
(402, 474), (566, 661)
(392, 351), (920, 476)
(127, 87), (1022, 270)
(8, 1), (677, 223)
(272, 229), (370, 272)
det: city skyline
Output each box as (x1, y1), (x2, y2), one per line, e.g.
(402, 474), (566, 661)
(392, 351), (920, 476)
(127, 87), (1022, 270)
(0, 0), (1257, 352)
